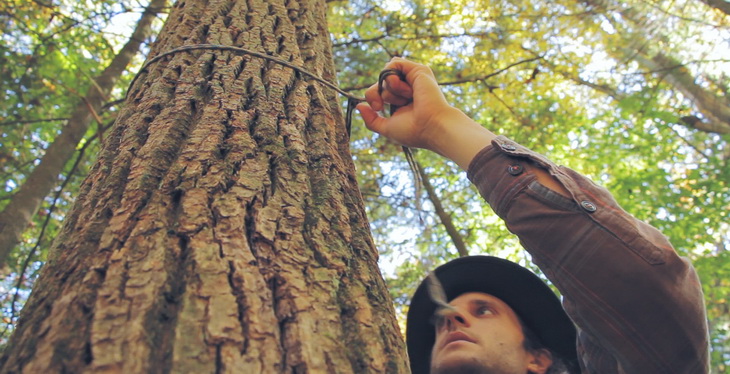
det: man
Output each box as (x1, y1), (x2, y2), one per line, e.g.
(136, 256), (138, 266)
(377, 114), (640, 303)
(407, 257), (576, 374)
(356, 58), (710, 373)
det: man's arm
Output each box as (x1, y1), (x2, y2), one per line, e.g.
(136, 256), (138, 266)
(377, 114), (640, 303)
(358, 58), (710, 373)
(466, 138), (709, 373)
(356, 59), (569, 196)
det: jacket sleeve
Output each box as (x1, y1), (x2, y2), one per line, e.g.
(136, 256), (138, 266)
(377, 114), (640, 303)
(466, 136), (709, 374)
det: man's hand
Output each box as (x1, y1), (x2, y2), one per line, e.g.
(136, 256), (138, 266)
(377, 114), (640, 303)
(357, 57), (497, 170)
(356, 58), (457, 152)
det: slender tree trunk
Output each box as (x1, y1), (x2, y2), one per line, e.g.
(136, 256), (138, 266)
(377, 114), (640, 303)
(700, 0), (730, 16)
(0, 0), (167, 268)
(542, 53), (730, 134)
(579, 0), (730, 134)
(0, 0), (408, 372)
(632, 52), (730, 134)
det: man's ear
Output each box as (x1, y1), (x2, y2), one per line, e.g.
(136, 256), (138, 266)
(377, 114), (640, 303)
(526, 348), (553, 374)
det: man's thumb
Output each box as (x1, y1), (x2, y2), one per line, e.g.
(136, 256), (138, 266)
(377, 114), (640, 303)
(356, 103), (386, 135)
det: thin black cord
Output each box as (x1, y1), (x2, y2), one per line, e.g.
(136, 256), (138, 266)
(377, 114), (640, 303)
(126, 46), (421, 197)
(377, 69), (424, 221)
(125, 44), (367, 138)
(127, 44), (365, 101)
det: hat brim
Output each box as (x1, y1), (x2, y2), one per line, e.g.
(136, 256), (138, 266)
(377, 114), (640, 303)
(405, 256), (577, 374)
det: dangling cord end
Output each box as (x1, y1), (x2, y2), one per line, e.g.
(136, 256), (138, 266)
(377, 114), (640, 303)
(403, 146), (424, 224)
(427, 271), (457, 317)
(377, 68), (424, 223)
(345, 97), (361, 139)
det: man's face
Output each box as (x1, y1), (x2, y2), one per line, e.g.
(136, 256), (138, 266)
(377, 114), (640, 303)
(429, 292), (549, 374)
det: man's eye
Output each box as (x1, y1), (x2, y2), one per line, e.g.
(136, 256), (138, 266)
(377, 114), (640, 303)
(476, 306), (494, 316)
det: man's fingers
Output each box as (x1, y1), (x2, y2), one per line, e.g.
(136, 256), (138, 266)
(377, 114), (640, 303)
(364, 84), (384, 112)
(356, 102), (387, 135)
(382, 76), (413, 107)
(364, 80), (411, 109)
(384, 74), (413, 98)
(380, 91), (411, 107)
(384, 57), (431, 84)
(383, 57), (441, 97)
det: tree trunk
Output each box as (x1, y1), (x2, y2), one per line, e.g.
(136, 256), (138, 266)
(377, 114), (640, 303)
(0, 0), (408, 372)
(700, 0), (730, 16)
(0, 0), (167, 268)
(632, 52), (730, 134)
(579, 0), (730, 134)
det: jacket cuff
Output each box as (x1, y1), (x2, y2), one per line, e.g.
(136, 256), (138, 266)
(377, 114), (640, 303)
(466, 136), (548, 217)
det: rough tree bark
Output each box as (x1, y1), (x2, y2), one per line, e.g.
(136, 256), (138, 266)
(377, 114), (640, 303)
(0, 0), (408, 372)
(0, 0), (167, 268)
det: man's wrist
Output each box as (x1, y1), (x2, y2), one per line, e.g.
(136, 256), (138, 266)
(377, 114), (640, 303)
(427, 108), (497, 170)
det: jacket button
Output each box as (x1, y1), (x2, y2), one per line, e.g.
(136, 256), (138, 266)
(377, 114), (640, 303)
(580, 200), (597, 212)
(502, 144), (517, 151)
(507, 164), (523, 175)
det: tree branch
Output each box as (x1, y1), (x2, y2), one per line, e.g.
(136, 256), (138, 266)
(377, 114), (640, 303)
(0, 118), (69, 127)
(415, 161), (469, 257)
(341, 56), (542, 92)
(332, 31), (495, 48)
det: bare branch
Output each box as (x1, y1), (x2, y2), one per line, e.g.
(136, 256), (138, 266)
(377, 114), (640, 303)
(0, 118), (69, 127)
(415, 161), (469, 257)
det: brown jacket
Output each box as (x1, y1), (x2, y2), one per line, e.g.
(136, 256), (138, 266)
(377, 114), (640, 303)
(467, 136), (709, 373)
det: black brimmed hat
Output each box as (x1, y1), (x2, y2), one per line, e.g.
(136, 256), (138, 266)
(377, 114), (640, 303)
(406, 256), (578, 374)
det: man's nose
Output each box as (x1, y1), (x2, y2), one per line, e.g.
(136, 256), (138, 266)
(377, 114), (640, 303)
(440, 308), (469, 330)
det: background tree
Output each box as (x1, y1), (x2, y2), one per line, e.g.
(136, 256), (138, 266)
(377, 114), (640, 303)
(0, 0), (167, 270)
(0, 0), (408, 372)
(0, 0), (170, 324)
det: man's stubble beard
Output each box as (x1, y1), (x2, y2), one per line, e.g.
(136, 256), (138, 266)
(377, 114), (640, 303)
(431, 361), (511, 374)
(430, 357), (526, 374)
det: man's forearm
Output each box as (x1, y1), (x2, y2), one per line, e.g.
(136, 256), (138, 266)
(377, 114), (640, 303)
(424, 108), (495, 169)
(429, 108), (570, 197)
